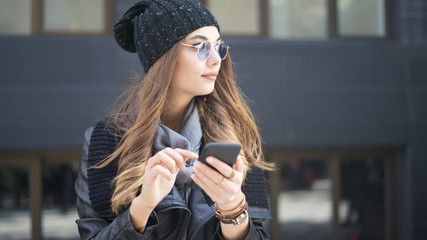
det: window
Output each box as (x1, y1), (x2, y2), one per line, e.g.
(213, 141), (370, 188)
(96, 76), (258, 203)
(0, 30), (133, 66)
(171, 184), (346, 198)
(43, 0), (107, 34)
(205, 0), (390, 39)
(206, 0), (260, 36)
(0, 150), (81, 240)
(339, 157), (386, 239)
(269, 0), (328, 39)
(277, 158), (333, 238)
(0, 0), (32, 35)
(0, 0), (112, 35)
(338, 0), (386, 37)
(267, 148), (402, 240)
(0, 165), (31, 239)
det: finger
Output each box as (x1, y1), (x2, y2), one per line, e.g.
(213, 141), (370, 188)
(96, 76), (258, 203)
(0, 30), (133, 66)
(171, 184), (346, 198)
(163, 148), (198, 170)
(161, 148), (186, 170)
(191, 173), (221, 201)
(217, 176), (240, 195)
(148, 165), (173, 181)
(147, 151), (177, 173)
(193, 160), (224, 185)
(206, 156), (237, 177)
(174, 148), (199, 160)
(191, 172), (237, 204)
(234, 155), (244, 172)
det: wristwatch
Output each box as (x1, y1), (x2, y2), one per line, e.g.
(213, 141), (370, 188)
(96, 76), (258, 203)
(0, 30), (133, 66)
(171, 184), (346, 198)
(215, 200), (249, 225)
(233, 210), (248, 225)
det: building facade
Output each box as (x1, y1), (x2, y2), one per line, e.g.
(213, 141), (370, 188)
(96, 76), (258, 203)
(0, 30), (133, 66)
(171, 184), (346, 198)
(0, 0), (426, 239)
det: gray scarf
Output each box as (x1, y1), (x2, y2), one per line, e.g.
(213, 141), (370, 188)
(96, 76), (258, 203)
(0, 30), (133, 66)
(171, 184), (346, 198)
(152, 101), (203, 200)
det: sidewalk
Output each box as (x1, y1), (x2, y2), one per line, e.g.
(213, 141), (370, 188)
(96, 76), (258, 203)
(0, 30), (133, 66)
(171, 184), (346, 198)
(0, 207), (79, 240)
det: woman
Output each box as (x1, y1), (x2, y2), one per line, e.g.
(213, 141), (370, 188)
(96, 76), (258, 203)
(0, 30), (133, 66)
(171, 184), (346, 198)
(75, 0), (273, 239)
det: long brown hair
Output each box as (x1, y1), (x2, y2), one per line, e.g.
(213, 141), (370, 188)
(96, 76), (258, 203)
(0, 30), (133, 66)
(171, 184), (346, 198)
(99, 39), (273, 214)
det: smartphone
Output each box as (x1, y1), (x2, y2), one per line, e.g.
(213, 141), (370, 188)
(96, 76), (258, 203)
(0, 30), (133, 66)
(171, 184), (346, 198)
(199, 142), (242, 168)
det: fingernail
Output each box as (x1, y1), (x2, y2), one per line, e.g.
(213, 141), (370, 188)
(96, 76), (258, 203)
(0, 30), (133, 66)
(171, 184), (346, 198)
(206, 157), (213, 163)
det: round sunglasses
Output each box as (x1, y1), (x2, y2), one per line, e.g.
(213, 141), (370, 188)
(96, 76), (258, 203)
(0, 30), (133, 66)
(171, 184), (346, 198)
(181, 41), (229, 61)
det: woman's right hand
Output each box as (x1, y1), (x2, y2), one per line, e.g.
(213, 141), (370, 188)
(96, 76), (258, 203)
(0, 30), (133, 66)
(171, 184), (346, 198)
(129, 148), (198, 232)
(139, 147), (198, 208)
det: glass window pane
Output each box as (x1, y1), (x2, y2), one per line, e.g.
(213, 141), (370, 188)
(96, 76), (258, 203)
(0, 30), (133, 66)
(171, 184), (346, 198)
(338, 0), (386, 37)
(0, 165), (31, 239)
(0, 0), (31, 35)
(340, 158), (386, 239)
(43, 0), (105, 33)
(278, 158), (332, 239)
(42, 162), (79, 239)
(269, 0), (328, 39)
(207, 0), (260, 35)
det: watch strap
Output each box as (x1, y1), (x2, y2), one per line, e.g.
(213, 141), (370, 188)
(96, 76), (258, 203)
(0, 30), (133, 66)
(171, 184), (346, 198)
(215, 200), (249, 225)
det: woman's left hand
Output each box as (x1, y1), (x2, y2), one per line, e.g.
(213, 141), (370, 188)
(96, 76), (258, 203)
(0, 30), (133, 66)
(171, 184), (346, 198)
(191, 155), (245, 210)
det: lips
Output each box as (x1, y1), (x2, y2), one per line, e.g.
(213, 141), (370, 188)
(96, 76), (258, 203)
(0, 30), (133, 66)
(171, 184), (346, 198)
(201, 72), (218, 81)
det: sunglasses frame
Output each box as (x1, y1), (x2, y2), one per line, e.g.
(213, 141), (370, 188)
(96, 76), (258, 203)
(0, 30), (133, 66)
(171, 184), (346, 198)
(181, 41), (229, 61)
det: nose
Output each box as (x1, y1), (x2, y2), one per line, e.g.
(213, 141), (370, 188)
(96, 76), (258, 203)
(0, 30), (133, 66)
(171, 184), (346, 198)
(206, 47), (221, 66)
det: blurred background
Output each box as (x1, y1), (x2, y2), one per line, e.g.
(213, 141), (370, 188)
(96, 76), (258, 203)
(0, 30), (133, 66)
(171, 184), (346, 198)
(0, 0), (426, 239)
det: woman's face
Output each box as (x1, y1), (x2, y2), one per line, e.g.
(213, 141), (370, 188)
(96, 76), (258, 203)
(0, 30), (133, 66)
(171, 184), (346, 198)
(169, 26), (223, 100)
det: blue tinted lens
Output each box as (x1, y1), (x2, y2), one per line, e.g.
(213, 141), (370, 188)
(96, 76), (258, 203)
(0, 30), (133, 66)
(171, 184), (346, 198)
(198, 42), (210, 60)
(217, 42), (228, 60)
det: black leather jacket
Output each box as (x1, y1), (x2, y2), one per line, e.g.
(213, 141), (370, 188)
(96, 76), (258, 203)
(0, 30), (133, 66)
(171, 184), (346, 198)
(75, 127), (272, 239)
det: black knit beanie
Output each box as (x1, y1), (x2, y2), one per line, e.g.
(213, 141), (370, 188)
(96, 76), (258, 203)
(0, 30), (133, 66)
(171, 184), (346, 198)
(113, 0), (220, 72)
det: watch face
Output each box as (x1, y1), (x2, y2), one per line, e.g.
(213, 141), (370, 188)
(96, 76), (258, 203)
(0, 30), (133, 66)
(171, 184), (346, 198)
(235, 211), (248, 225)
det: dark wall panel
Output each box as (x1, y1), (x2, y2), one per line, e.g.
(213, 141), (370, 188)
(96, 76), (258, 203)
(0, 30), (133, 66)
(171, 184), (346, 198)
(230, 40), (408, 146)
(0, 37), (141, 149)
(0, 38), (415, 149)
